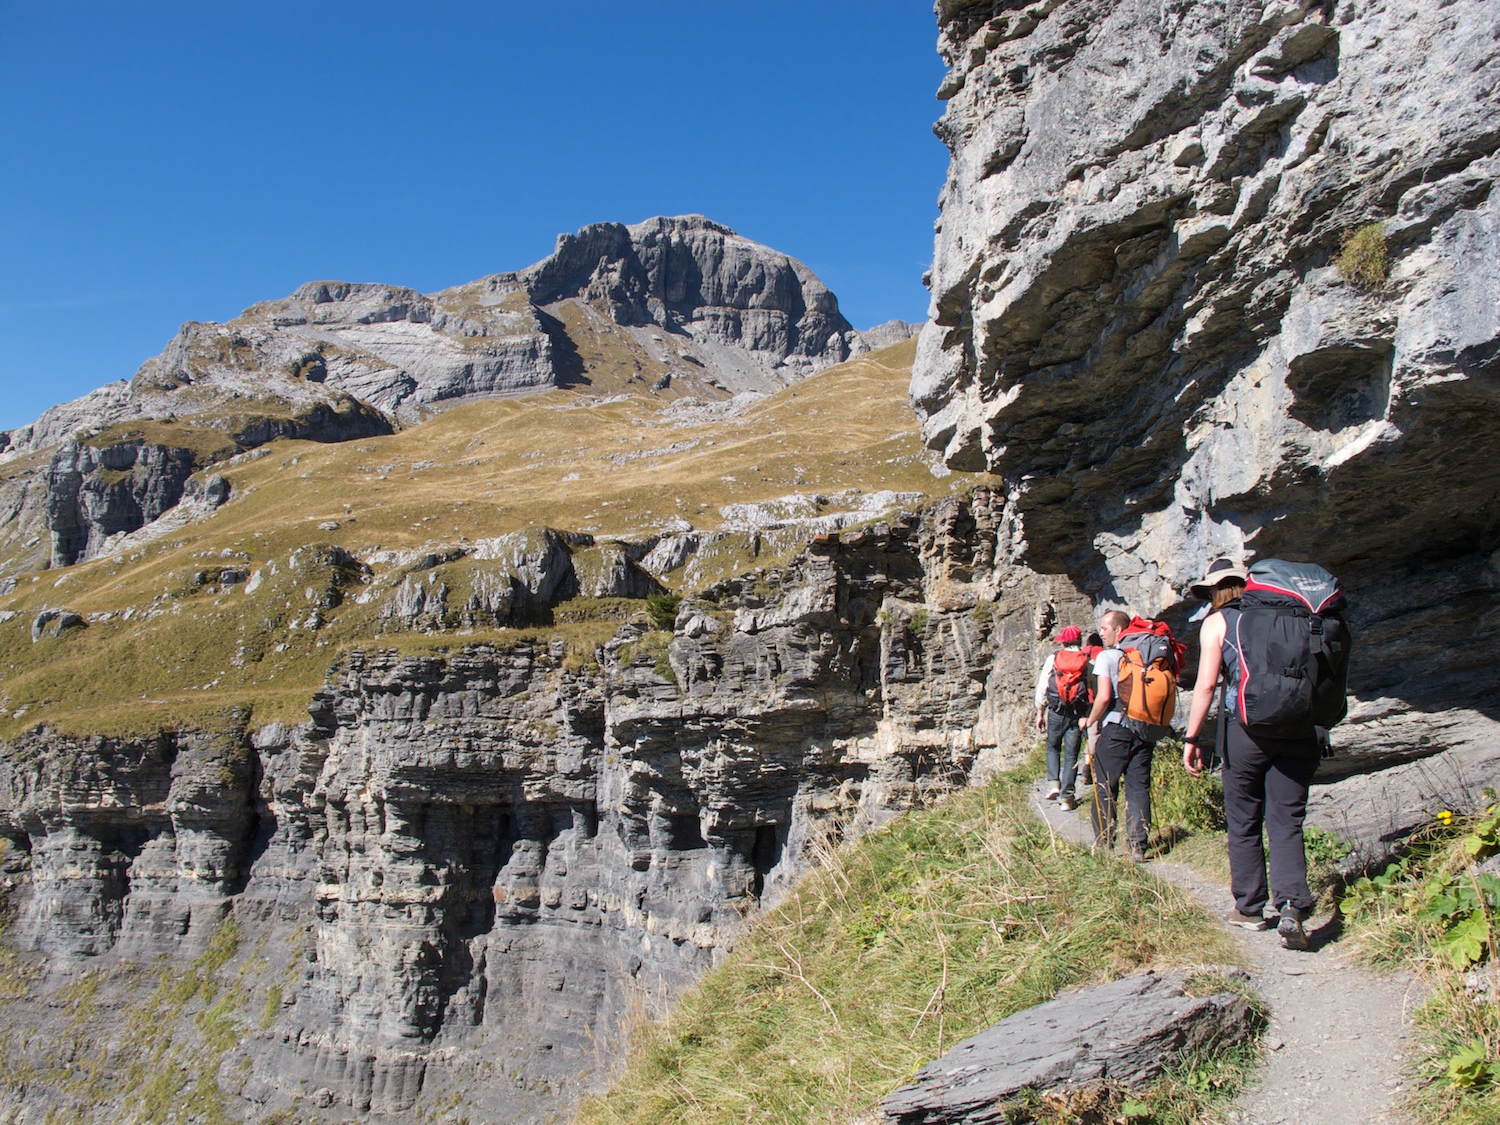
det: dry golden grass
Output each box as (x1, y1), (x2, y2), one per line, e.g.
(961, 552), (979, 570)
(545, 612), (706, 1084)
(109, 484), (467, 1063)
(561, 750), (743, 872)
(577, 764), (1248, 1125)
(0, 338), (976, 738)
(79, 418), (241, 461)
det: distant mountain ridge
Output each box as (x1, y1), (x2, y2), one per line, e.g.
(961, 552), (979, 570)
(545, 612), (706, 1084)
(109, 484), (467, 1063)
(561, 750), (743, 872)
(0, 216), (917, 570)
(4, 216), (908, 460)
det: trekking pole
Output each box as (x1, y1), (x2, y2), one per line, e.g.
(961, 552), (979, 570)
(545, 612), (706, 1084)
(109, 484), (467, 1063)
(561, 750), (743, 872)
(1088, 722), (1107, 850)
(1213, 683), (1229, 773)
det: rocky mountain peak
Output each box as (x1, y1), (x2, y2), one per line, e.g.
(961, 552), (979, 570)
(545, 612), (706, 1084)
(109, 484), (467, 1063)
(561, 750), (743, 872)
(522, 214), (857, 375)
(0, 216), (897, 572)
(279, 281), (435, 325)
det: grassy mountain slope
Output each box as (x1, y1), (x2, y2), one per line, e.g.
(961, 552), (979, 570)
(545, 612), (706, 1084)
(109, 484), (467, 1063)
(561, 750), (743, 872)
(0, 336), (973, 740)
(577, 762), (1250, 1125)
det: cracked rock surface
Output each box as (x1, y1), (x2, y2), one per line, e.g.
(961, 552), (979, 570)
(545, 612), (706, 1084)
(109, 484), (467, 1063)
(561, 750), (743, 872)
(916, 0), (1500, 788)
(880, 969), (1257, 1124)
(0, 491), (1092, 1122)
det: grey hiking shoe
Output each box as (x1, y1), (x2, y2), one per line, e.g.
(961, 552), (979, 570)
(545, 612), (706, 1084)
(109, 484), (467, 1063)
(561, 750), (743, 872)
(1045, 782), (1061, 800)
(1278, 904), (1309, 950)
(1225, 909), (1271, 931)
(1058, 795), (1077, 812)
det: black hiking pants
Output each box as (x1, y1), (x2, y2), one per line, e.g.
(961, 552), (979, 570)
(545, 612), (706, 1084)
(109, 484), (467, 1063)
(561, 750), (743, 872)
(1090, 723), (1154, 853)
(1223, 722), (1320, 916)
(1045, 708), (1083, 791)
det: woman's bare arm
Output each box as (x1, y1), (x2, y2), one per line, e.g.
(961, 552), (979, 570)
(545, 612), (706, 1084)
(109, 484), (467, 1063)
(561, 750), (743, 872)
(1183, 612), (1226, 775)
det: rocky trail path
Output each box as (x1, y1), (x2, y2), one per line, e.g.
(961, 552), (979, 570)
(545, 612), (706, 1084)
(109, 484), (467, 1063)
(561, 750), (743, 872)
(1030, 786), (1420, 1125)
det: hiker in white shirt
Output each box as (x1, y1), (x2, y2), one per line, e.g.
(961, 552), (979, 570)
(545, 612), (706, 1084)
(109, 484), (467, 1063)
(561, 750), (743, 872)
(1034, 625), (1090, 810)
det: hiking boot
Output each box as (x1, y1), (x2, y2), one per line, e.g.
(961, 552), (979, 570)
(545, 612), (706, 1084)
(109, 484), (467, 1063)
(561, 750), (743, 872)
(1045, 782), (1061, 800)
(1278, 904), (1309, 950)
(1058, 795), (1076, 812)
(1224, 909), (1272, 931)
(1128, 845), (1148, 863)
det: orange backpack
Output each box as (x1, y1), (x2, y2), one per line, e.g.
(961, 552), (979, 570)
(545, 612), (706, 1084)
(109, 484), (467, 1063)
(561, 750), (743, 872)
(1115, 619), (1185, 742)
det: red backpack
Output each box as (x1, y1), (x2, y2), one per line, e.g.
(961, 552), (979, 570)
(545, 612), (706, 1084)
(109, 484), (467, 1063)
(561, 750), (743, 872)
(1046, 649), (1092, 714)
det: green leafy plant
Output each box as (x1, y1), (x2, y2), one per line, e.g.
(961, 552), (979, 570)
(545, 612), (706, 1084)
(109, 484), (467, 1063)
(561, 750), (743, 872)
(1464, 800), (1500, 857)
(1419, 870), (1498, 969)
(1341, 853), (1421, 932)
(1341, 791), (1500, 1120)
(1337, 221), (1389, 288)
(1448, 1040), (1500, 1091)
(1150, 743), (1226, 833)
(1304, 825), (1353, 867)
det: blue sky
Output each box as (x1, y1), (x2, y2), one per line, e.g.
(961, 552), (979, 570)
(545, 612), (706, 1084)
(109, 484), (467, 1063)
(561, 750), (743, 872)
(0, 2), (949, 432)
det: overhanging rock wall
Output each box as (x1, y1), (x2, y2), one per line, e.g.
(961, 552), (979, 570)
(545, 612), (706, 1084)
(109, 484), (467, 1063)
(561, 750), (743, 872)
(915, 0), (1500, 787)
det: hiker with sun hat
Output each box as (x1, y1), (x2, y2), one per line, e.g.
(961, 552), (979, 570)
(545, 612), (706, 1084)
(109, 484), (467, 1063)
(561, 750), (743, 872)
(1182, 556), (1352, 950)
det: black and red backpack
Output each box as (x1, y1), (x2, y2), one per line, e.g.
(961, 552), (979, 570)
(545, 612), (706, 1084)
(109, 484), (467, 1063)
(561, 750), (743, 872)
(1046, 650), (1092, 714)
(1226, 559), (1352, 738)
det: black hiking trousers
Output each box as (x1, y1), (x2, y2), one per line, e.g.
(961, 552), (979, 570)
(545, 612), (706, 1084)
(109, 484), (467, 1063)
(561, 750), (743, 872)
(1223, 722), (1320, 916)
(1091, 723), (1154, 853)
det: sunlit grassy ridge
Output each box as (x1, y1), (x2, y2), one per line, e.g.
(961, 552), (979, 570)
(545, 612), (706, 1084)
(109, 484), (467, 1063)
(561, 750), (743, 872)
(576, 763), (1248, 1125)
(0, 338), (976, 738)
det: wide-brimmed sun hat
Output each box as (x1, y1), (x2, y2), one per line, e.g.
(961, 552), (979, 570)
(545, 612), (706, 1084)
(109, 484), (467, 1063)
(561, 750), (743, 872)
(1190, 558), (1249, 599)
(1056, 625), (1083, 644)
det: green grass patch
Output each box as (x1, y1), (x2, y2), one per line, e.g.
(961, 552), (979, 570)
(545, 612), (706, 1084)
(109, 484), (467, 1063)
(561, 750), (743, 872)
(1150, 742), (1227, 836)
(577, 764), (1242, 1125)
(1337, 221), (1389, 289)
(1341, 794), (1500, 1123)
(80, 418), (242, 463)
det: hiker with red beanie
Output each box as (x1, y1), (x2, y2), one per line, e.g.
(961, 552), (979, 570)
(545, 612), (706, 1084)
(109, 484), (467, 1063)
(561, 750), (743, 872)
(1034, 625), (1091, 810)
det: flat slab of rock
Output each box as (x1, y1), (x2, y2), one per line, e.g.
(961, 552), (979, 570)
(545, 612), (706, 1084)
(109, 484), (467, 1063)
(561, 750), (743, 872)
(880, 970), (1257, 1124)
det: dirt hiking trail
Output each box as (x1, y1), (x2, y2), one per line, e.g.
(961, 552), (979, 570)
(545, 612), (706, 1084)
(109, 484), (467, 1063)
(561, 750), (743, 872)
(1031, 785), (1421, 1125)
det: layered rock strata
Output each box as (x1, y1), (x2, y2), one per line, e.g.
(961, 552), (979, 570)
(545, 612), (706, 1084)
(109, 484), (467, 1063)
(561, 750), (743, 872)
(0, 489), (1090, 1122)
(915, 0), (1500, 786)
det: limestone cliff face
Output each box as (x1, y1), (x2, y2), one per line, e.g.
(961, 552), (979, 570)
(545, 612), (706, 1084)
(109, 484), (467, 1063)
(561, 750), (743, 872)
(0, 490), (1088, 1122)
(915, 0), (1500, 775)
